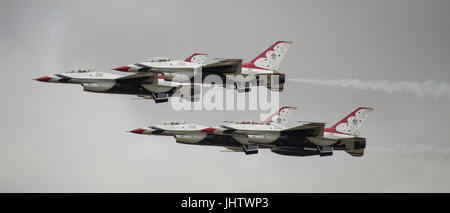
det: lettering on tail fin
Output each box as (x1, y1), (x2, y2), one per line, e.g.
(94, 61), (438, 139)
(264, 106), (297, 127)
(326, 107), (374, 136)
(185, 53), (208, 64)
(242, 41), (293, 71)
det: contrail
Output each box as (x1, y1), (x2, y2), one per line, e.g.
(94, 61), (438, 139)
(289, 78), (450, 99)
(369, 144), (450, 161)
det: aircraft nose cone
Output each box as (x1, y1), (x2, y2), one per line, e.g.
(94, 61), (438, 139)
(129, 128), (146, 134)
(34, 76), (52, 82)
(200, 127), (216, 133)
(114, 65), (130, 72)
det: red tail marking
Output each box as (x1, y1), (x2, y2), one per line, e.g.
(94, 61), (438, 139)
(324, 107), (374, 135)
(184, 53), (208, 63)
(264, 106), (297, 122)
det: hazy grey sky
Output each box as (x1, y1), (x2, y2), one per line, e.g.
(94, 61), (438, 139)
(1, 0), (450, 192)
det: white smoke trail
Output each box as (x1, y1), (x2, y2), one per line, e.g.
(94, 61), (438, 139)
(289, 78), (450, 99)
(369, 144), (450, 161)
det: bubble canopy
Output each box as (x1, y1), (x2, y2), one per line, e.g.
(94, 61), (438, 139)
(67, 68), (95, 73)
(227, 120), (270, 125)
(163, 121), (186, 125)
(148, 56), (174, 62)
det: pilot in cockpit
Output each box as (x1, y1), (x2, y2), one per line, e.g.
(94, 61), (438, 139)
(147, 56), (174, 62)
(67, 68), (95, 73)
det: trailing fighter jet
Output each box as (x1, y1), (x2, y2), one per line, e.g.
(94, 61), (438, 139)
(113, 41), (293, 92)
(34, 54), (209, 103)
(129, 107), (374, 157)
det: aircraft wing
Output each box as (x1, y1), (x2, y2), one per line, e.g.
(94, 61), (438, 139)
(130, 62), (198, 73)
(202, 59), (242, 74)
(162, 129), (205, 135)
(117, 58), (242, 80)
(55, 71), (137, 81)
(148, 67), (196, 73)
(116, 72), (156, 80)
(282, 122), (325, 137)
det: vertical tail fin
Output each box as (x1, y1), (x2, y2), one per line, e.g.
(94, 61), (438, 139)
(242, 41), (293, 71)
(185, 53), (208, 64)
(325, 107), (374, 136)
(264, 106), (297, 127)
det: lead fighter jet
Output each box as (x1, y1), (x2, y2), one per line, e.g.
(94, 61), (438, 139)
(129, 107), (374, 157)
(34, 54), (210, 103)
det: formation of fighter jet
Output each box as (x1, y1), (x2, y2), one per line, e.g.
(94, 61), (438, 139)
(34, 41), (292, 103)
(129, 107), (374, 157)
(35, 40), (375, 158)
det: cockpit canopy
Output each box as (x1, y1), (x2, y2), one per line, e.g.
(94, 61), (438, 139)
(163, 120), (186, 125)
(68, 68), (95, 73)
(227, 119), (270, 125)
(148, 56), (175, 62)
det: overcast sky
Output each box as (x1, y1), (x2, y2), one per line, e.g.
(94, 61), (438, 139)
(1, 0), (450, 192)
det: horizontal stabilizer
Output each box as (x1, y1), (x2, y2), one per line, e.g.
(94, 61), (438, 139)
(339, 137), (366, 157)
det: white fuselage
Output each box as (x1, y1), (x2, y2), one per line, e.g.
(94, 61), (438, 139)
(127, 61), (202, 70)
(141, 123), (209, 144)
(213, 123), (285, 144)
(125, 60), (202, 80)
(44, 69), (191, 93)
(221, 123), (284, 131)
(46, 70), (133, 83)
(60, 71), (128, 81)
(150, 123), (208, 135)
(126, 60), (275, 79)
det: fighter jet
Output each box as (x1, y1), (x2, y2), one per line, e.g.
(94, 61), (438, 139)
(129, 107), (374, 157)
(35, 41), (292, 102)
(113, 41), (293, 92)
(34, 54), (209, 103)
